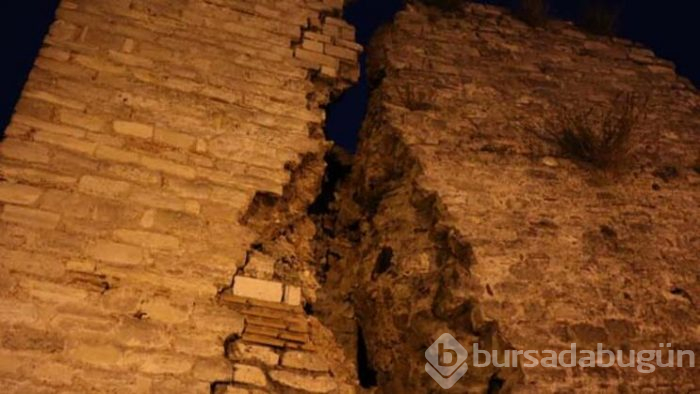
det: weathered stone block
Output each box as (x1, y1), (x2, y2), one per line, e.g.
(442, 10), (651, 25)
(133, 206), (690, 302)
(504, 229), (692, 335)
(268, 370), (336, 393)
(231, 342), (280, 366)
(243, 251), (275, 279)
(283, 285), (302, 306)
(34, 131), (97, 155)
(294, 48), (339, 68)
(95, 145), (140, 165)
(154, 129), (196, 150)
(0, 139), (51, 163)
(78, 175), (131, 198)
(140, 156), (197, 179)
(1, 205), (60, 229)
(69, 343), (123, 367)
(86, 240), (143, 265)
(191, 357), (232, 382)
(113, 120), (154, 139)
(0, 183), (43, 205)
(113, 229), (180, 250)
(281, 350), (329, 372)
(233, 364), (267, 387)
(232, 276), (283, 303)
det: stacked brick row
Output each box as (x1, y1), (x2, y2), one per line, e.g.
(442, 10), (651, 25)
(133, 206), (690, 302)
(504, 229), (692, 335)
(216, 294), (344, 393)
(0, 0), (360, 392)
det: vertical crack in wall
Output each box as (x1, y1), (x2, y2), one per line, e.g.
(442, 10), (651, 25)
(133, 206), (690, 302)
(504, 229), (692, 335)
(210, 3), (366, 392)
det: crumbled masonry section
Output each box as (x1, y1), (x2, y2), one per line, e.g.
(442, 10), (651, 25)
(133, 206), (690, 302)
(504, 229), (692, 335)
(211, 293), (355, 393)
(0, 0), (361, 392)
(314, 2), (699, 393)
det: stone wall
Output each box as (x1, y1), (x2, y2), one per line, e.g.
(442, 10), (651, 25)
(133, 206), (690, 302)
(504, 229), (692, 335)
(318, 2), (700, 393)
(0, 0), (361, 392)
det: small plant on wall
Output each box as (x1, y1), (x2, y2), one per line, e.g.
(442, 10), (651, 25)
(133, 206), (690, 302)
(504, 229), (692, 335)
(416, 0), (469, 13)
(579, 0), (622, 36)
(515, 0), (550, 27)
(534, 93), (648, 170)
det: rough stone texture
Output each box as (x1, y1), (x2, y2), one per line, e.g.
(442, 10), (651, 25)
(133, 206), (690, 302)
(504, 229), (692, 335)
(316, 3), (699, 394)
(0, 0), (360, 392)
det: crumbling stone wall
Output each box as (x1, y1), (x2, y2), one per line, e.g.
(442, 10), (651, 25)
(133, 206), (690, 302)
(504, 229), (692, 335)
(318, 3), (699, 393)
(0, 0), (361, 392)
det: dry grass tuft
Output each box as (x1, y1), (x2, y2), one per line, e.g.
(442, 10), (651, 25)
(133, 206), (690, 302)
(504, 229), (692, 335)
(579, 0), (621, 36)
(419, 0), (469, 13)
(534, 93), (648, 170)
(515, 0), (549, 27)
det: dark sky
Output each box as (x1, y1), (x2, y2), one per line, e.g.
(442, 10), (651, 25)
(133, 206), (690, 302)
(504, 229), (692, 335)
(0, 1), (698, 151)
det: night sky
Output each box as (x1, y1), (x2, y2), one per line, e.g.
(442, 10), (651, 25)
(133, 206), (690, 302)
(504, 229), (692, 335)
(1, 1), (698, 151)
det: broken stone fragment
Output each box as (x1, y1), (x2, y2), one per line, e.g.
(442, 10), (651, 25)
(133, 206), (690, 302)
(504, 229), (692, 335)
(233, 364), (267, 387)
(280, 350), (329, 372)
(232, 276), (283, 303)
(243, 251), (276, 280)
(283, 285), (302, 306)
(231, 342), (280, 366)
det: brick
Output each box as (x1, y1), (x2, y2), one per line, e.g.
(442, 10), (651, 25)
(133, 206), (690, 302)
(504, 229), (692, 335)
(24, 90), (86, 111)
(302, 39), (324, 53)
(35, 56), (95, 80)
(39, 46), (71, 61)
(1, 205), (60, 229)
(129, 191), (200, 215)
(141, 297), (190, 324)
(95, 145), (140, 164)
(104, 164), (162, 185)
(2, 162), (76, 187)
(232, 276), (283, 303)
(108, 50), (154, 68)
(191, 357), (232, 382)
(122, 38), (136, 53)
(113, 229), (180, 250)
(335, 38), (363, 52)
(0, 299), (40, 325)
(0, 183), (43, 205)
(0, 139), (51, 163)
(69, 343), (123, 367)
(113, 120), (154, 139)
(324, 44), (357, 61)
(294, 48), (339, 68)
(78, 175), (131, 198)
(59, 109), (106, 132)
(268, 370), (336, 393)
(303, 31), (332, 43)
(283, 285), (302, 306)
(232, 364), (267, 387)
(281, 350), (329, 372)
(66, 259), (96, 273)
(0, 248), (65, 279)
(14, 114), (85, 138)
(154, 128), (196, 150)
(140, 156), (197, 179)
(86, 240), (143, 265)
(34, 131), (97, 155)
(320, 65), (337, 78)
(73, 54), (128, 75)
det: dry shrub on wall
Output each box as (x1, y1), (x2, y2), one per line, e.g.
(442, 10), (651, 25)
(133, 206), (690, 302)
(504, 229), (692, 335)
(579, 0), (622, 36)
(416, 0), (470, 13)
(535, 93), (648, 170)
(515, 0), (550, 27)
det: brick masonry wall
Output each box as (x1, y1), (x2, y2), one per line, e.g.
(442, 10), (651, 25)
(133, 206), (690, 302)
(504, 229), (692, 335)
(0, 0), (360, 392)
(333, 2), (699, 393)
